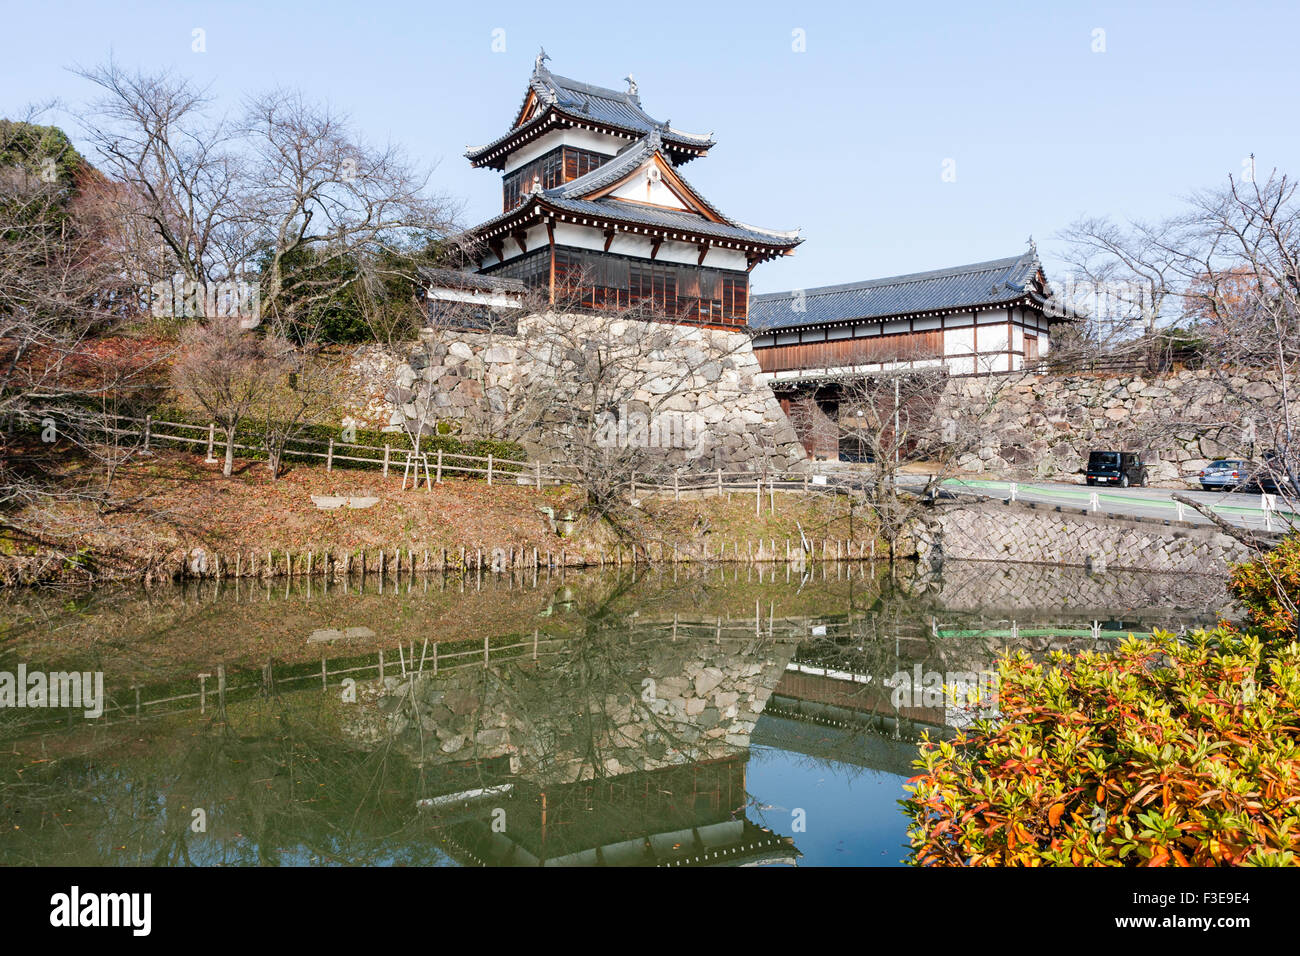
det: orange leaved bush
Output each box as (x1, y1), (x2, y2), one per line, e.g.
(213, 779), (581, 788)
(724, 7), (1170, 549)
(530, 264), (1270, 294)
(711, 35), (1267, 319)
(1228, 533), (1300, 642)
(903, 629), (1300, 866)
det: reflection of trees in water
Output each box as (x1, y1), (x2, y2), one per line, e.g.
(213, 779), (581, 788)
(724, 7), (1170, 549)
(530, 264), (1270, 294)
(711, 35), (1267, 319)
(0, 696), (453, 866)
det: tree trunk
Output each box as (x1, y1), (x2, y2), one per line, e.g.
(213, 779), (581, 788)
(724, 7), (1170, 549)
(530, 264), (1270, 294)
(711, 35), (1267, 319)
(223, 425), (235, 477)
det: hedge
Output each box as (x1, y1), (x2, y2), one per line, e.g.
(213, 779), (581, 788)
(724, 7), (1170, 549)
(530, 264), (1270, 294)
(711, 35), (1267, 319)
(903, 628), (1300, 866)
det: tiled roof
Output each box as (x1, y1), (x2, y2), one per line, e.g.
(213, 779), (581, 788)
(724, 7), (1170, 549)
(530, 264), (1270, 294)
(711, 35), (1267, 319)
(543, 195), (801, 247)
(530, 68), (713, 146)
(750, 250), (1068, 331)
(418, 267), (526, 294)
(469, 131), (801, 251)
(465, 64), (713, 165)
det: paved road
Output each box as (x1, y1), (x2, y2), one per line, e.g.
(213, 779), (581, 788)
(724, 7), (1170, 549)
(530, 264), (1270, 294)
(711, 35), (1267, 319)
(762, 471), (1293, 533)
(936, 478), (1294, 533)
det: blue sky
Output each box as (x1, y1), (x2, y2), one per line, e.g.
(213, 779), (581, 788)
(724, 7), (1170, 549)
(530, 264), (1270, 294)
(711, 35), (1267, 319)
(4, 0), (1297, 294)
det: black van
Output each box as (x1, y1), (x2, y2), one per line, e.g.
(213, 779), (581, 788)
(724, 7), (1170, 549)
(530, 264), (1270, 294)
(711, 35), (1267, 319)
(1086, 451), (1146, 487)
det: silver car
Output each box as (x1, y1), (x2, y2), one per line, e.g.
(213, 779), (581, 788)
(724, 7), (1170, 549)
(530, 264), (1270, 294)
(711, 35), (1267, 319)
(1199, 459), (1249, 491)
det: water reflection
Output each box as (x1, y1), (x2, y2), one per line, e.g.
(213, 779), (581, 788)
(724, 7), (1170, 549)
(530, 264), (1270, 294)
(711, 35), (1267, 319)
(0, 561), (1227, 866)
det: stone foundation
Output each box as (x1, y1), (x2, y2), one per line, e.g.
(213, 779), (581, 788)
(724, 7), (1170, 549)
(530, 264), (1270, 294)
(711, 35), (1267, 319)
(376, 313), (807, 472)
(936, 368), (1292, 483)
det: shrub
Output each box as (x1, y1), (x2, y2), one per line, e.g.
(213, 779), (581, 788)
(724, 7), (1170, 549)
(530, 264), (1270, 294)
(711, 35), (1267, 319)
(903, 629), (1300, 866)
(1229, 534), (1300, 641)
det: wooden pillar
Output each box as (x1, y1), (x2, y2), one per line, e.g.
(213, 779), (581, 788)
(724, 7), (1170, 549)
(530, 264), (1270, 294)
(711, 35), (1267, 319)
(546, 219), (556, 306)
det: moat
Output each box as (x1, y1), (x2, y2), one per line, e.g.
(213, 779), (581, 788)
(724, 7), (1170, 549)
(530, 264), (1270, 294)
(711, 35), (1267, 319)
(0, 561), (1229, 866)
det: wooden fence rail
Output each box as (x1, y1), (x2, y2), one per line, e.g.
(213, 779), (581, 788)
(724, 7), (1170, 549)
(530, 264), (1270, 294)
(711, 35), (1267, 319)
(86, 413), (877, 501)
(0, 632), (574, 738)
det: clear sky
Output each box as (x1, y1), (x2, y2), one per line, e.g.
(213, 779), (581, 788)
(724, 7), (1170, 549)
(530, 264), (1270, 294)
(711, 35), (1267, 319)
(4, 0), (1297, 294)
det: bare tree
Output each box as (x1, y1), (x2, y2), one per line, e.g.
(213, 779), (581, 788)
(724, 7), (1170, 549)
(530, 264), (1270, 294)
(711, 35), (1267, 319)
(1055, 214), (1187, 367)
(511, 281), (771, 537)
(74, 59), (250, 292)
(829, 351), (1017, 560)
(398, 270), (791, 539)
(240, 89), (461, 338)
(1060, 167), (1300, 511)
(249, 339), (343, 479)
(170, 317), (282, 476)
(1177, 172), (1300, 500)
(0, 110), (168, 569)
(74, 62), (463, 341)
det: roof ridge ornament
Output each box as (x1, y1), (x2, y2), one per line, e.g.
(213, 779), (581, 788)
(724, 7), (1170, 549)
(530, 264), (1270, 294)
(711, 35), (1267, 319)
(624, 73), (638, 97)
(534, 47), (550, 74)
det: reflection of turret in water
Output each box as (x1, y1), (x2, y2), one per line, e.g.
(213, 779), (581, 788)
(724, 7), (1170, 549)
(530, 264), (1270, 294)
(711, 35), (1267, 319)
(418, 755), (800, 867)
(344, 622), (804, 865)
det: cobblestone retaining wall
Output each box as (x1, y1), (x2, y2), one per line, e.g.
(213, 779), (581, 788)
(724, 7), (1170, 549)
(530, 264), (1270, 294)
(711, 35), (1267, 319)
(937, 368), (1292, 483)
(912, 501), (1255, 575)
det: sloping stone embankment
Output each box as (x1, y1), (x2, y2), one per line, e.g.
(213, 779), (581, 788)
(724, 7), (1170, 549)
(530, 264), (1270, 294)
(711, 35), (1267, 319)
(344, 313), (806, 472)
(911, 501), (1254, 575)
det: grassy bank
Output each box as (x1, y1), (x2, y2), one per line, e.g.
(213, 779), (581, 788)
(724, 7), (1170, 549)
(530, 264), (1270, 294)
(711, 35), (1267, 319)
(0, 447), (882, 586)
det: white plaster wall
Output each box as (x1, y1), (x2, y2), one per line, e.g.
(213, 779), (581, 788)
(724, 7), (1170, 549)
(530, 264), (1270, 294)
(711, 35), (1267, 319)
(979, 322), (1009, 353)
(486, 223), (551, 267)
(608, 171), (688, 209)
(503, 128), (622, 172)
(945, 326), (975, 356)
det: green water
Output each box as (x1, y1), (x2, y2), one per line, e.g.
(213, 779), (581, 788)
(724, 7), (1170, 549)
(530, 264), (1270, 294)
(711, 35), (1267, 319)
(0, 560), (1226, 867)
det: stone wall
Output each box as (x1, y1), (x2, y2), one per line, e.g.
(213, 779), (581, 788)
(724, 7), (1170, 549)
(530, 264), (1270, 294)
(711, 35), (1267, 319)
(936, 368), (1290, 483)
(916, 560), (1232, 620)
(369, 313), (806, 471)
(345, 632), (798, 784)
(338, 344), (405, 430)
(910, 500), (1255, 575)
